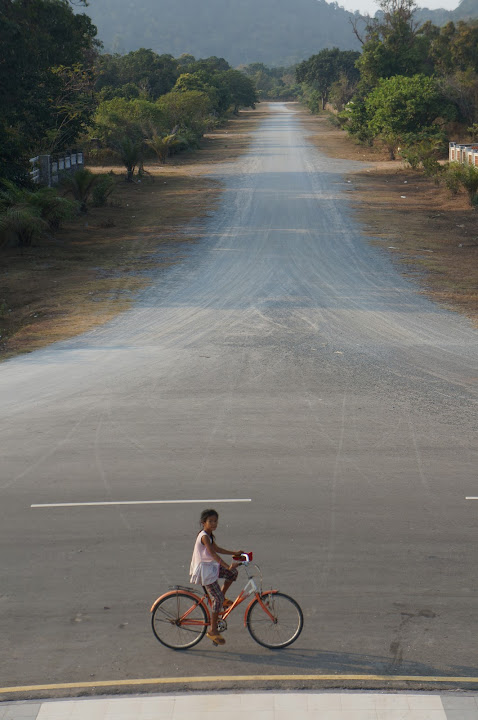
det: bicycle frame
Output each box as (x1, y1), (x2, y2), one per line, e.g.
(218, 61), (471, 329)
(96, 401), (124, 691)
(150, 561), (278, 627)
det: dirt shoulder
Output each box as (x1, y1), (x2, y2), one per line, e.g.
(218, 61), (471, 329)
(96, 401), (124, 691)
(0, 110), (265, 360)
(299, 110), (478, 327)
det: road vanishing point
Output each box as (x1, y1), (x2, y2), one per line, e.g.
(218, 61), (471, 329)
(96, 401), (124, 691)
(0, 103), (477, 697)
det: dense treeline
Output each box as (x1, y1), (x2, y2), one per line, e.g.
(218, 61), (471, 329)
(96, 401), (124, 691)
(0, 0), (98, 183)
(296, 0), (478, 203)
(0, 0), (258, 245)
(90, 52), (258, 180)
(297, 49), (361, 111)
(241, 64), (300, 101)
(0, 1), (257, 185)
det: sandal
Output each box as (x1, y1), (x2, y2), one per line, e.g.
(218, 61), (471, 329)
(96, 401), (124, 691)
(207, 631), (226, 645)
(222, 598), (234, 609)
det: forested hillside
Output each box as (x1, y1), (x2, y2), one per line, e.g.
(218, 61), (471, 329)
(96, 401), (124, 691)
(414, 0), (477, 25)
(79, 0), (363, 66)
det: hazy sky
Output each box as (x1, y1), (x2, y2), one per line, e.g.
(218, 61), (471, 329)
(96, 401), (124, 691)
(338, 0), (459, 14)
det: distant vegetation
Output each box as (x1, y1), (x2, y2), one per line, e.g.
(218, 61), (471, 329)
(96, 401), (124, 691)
(241, 64), (301, 101)
(296, 0), (478, 204)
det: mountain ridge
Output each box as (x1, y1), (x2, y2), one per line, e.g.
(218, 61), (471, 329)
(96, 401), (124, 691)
(415, 0), (477, 23)
(81, 0), (477, 66)
(82, 0), (363, 65)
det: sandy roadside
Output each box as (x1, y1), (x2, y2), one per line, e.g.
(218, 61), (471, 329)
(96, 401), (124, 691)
(0, 110), (264, 360)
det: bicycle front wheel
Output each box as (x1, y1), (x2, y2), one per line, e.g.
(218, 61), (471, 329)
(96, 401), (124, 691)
(246, 592), (303, 649)
(151, 591), (208, 650)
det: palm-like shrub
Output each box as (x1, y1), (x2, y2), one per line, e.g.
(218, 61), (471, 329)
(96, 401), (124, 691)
(115, 136), (143, 182)
(0, 203), (48, 247)
(91, 174), (116, 207)
(62, 168), (102, 212)
(0, 181), (49, 247)
(30, 187), (78, 229)
(146, 132), (182, 164)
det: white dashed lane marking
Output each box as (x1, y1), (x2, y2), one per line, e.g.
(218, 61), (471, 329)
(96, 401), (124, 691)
(31, 498), (252, 508)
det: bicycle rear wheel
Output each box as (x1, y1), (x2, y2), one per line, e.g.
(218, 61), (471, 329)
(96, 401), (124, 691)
(151, 591), (208, 650)
(246, 592), (303, 649)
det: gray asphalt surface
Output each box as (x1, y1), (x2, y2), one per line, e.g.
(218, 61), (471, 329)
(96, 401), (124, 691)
(1, 104), (477, 694)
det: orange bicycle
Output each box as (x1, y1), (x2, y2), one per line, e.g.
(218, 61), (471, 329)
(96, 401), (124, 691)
(150, 552), (303, 649)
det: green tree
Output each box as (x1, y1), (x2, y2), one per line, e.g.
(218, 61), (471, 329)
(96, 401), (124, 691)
(95, 49), (179, 100)
(355, 0), (432, 90)
(90, 98), (164, 180)
(329, 72), (357, 112)
(173, 65), (257, 117)
(428, 21), (478, 125)
(92, 98), (163, 144)
(428, 20), (478, 75)
(365, 74), (449, 158)
(187, 57), (231, 74)
(177, 54), (196, 69)
(438, 68), (478, 125)
(0, 0), (98, 182)
(296, 48), (360, 110)
(173, 72), (226, 115)
(158, 90), (213, 137)
(216, 69), (258, 113)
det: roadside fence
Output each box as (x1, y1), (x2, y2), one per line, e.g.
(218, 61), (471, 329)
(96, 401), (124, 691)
(29, 151), (84, 187)
(449, 142), (478, 167)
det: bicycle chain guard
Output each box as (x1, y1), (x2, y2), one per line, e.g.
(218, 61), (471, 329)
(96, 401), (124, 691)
(217, 618), (228, 633)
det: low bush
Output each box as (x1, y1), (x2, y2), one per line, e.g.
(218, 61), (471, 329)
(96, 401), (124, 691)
(400, 134), (446, 173)
(0, 181), (77, 247)
(91, 174), (116, 207)
(442, 162), (478, 206)
(442, 162), (464, 195)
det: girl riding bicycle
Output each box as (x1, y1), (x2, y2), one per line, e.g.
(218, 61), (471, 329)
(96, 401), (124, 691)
(190, 508), (243, 645)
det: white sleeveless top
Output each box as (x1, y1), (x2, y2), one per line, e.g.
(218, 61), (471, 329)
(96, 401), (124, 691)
(190, 530), (219, 585)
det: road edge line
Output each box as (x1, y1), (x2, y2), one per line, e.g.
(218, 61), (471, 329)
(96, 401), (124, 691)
(3, 674), (478, 694)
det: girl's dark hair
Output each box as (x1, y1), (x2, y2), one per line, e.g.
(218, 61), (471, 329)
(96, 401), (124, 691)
(200, 508), (218, 524)
(199, 508), (218, 541)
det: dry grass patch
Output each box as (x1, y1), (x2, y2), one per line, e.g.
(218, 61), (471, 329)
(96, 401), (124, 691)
(0, 110), (262, 360)
(299, 110), (478, 326)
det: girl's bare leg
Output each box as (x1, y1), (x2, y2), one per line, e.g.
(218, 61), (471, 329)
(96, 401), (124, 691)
(221, 579), (234, 598)
(210, 610), (219, 634)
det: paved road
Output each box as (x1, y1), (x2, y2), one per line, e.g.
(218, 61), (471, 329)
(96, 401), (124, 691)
(1, 104), (477, 694)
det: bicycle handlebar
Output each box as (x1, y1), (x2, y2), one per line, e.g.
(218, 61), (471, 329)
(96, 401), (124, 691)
(233, 551), (253, 563)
